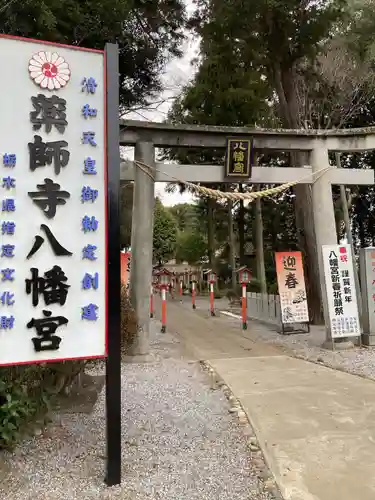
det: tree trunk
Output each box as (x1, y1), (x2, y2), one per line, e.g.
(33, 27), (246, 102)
(228, 200), (237, 290)
(273, 63), (324, 324)
(238, 184), (245, 265)
(207, 198), (215, 269)
(254, 189), (267, 294)
(293, 182), (323, 323)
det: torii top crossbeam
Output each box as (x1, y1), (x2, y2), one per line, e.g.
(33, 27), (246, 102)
(120, 120), (375, 186)
(120, 119), (375, 152)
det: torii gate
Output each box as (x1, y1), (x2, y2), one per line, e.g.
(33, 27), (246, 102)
(120, 120), (375, 356)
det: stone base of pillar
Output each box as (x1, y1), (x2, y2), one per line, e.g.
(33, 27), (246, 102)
(321, 338), (355, 351)
(362, 334), (375, 346)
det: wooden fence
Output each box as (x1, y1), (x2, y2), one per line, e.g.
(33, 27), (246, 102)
(246, 292), (281, 324)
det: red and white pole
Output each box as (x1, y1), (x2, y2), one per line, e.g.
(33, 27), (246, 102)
(150, 285), (154, 318)
(209, 281), (215, 316)
(241, 283), (247, 330)
(179, 280), (183, 303)
(192, 281), (196, 309)
(161, 286), (167, 333)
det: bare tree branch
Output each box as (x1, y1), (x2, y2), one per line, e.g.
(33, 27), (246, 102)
(295, 37), (375, 130)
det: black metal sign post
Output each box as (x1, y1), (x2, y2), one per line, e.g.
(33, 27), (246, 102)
(224, 137), (253, 182)
(104, 42), (122, 487)
(280, 319), (310, 335)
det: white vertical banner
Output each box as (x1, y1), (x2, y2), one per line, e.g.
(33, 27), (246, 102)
(322, 244), (360, 338)
(0, 36), (107, 365)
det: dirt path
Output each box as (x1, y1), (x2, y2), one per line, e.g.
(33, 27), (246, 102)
(154, 297), (283, 360)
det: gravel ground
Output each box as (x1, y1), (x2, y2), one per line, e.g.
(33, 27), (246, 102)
(217, 302), (375, 381)
(250, 324), (375, 380)
(0, 324), (276, 500)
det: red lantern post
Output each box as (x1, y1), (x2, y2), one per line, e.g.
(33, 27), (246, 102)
(150, 284), (154, 318)
(178, 273), (183, 303)
(236, 267), (252, 329)
(150, 277), (158, 318)
(190, 271), (197, 310)
(157, 269), (171, 333)
(169, 275), (174, 299)
(204, 269), (217, 316)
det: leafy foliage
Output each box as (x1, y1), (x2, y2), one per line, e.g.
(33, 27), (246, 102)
(175, 230), (207, 264)
(0, 378), (37, 448)
(153, 198), (178, 264)
(0, 361), (86, 448)
(169, 203), (200, 231)
(0, 0), (186, 110)
(190, 0), (346, 76)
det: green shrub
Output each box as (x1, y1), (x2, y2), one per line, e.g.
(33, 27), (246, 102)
(0, 360), (86, 449)
(0, 378), (38, 447)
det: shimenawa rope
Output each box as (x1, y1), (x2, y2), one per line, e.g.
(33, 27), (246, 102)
(133, 160), (332, 202)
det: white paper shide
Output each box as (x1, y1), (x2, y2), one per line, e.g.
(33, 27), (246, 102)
(322, 244), (360, 338)
(0, 38), (106, 365)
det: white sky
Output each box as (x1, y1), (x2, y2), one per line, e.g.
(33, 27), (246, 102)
(123, 0), (199, 207)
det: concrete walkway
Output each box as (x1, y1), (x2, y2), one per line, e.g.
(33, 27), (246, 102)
(209, 355), (375, 500)
(161, 299), (375, 500)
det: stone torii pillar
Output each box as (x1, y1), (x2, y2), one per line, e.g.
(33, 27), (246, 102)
(310, 144), (337, 342)
(310, 142), (368, 346)
(129, 142), (155, 357)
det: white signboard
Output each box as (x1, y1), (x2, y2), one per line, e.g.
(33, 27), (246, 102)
(0, 36), (107, 365)
(322, 244), (360, 338)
